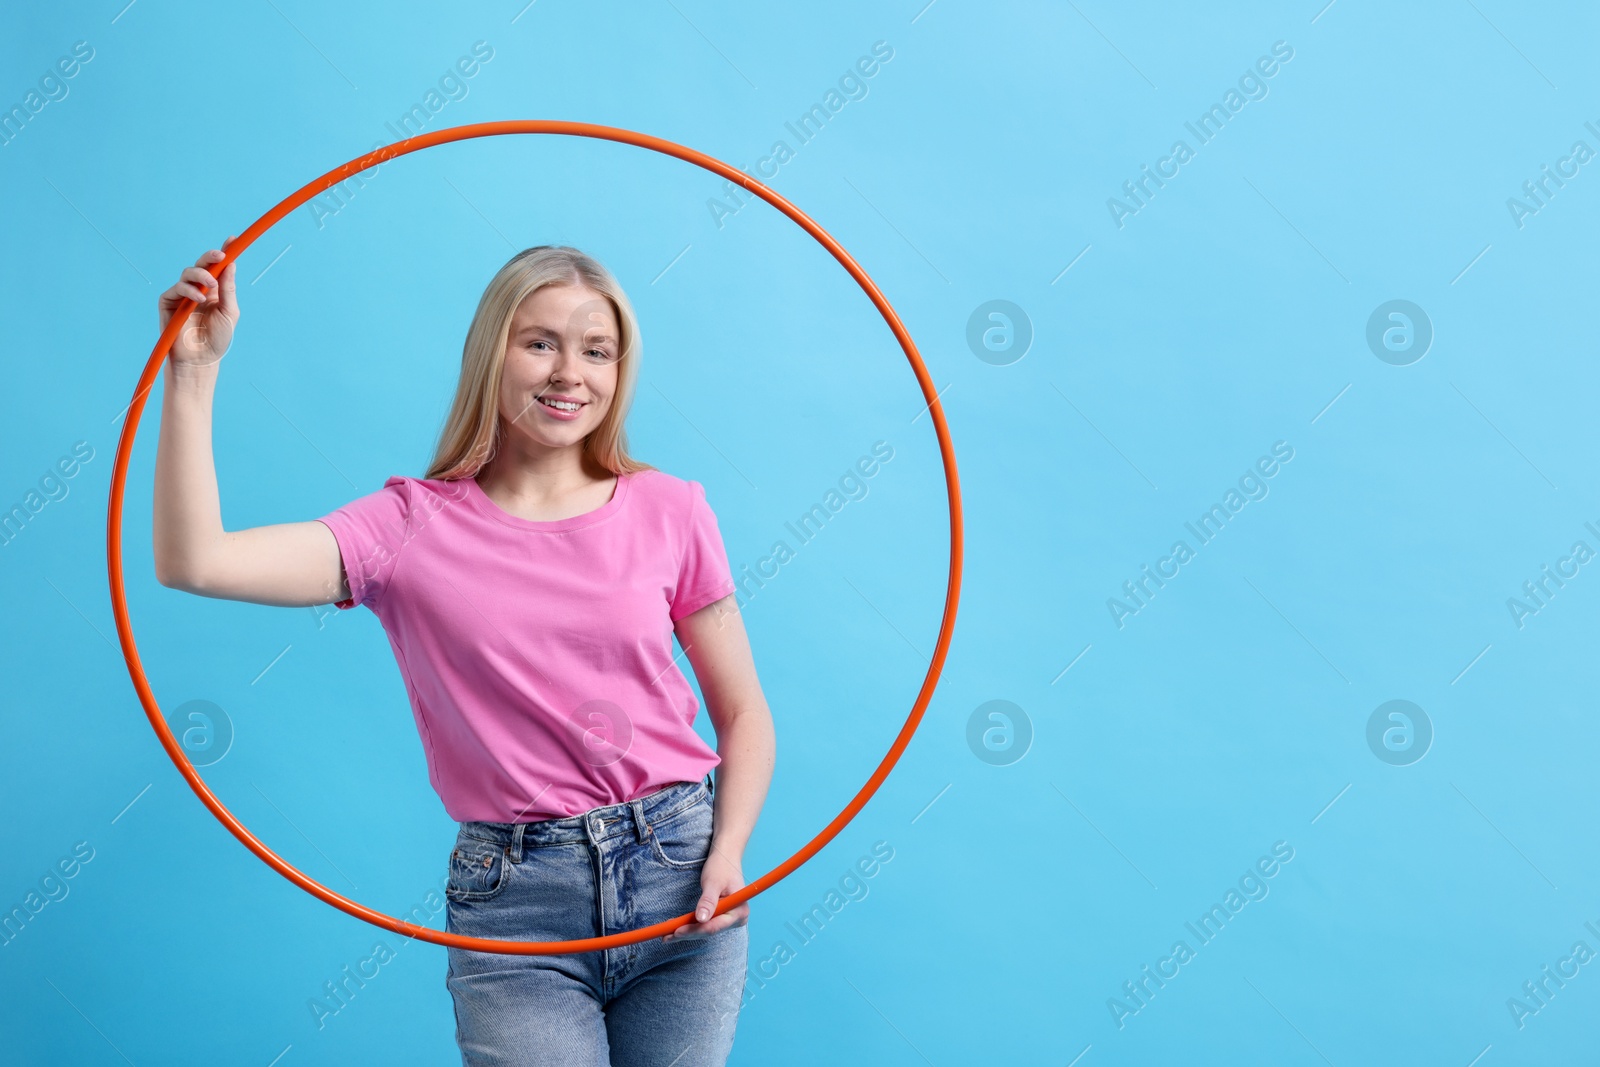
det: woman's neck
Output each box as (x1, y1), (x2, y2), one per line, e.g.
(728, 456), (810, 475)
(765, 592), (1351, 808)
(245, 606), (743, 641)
(475, 446), (610, 509)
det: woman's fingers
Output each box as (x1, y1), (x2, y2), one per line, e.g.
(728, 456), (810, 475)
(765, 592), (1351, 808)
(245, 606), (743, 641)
(216, 238), (240, 318)
(675, 914), (743, 940)
(159, 240), (239, 347)
(176, 247), (237, 308)
(664, 901), (750, 941)
(161, 281), (205, 305)
(180, 268), (216, 300)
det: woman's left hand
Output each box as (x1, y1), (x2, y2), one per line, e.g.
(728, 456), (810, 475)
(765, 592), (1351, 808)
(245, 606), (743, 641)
(663, 844), (750, 942)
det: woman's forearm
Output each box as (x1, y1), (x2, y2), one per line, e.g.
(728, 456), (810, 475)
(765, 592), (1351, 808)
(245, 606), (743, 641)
(708, 704), (775, 861)
(152, 361), (226, 589)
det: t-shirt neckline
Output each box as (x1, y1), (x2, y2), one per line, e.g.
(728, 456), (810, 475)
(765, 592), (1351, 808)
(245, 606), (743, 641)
(459, 470), (632, 532)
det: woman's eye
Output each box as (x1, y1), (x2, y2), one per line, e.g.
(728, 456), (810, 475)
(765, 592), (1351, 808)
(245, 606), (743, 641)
(523, 339), (612, 361)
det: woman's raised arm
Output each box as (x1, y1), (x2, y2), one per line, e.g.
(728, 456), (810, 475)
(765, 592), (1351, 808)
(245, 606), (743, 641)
(151, 240), (348, 608)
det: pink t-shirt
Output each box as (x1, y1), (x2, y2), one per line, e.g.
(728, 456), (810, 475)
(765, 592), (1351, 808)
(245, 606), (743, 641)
(315, 468), (737, 823)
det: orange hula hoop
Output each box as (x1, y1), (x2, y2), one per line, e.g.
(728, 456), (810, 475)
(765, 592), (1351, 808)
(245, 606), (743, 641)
(106, 119), (963, 954)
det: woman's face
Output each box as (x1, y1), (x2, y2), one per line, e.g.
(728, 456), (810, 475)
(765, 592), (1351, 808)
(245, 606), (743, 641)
(496, 283), (622, 457)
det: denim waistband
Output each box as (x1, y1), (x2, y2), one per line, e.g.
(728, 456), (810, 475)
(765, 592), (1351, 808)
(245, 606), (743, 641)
(455, 775), (712, 861)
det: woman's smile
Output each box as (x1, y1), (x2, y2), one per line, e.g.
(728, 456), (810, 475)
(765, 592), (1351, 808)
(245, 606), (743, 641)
(535, 392), (586, 420)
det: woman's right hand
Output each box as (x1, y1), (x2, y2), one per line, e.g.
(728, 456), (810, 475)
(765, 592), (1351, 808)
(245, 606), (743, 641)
(159, 235), (240, 368)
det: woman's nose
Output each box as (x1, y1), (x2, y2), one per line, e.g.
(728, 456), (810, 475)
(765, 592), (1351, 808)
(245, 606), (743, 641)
(550, 347), (584, 379)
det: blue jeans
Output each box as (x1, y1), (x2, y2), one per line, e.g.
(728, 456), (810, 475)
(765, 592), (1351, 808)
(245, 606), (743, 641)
(443, 777), (748, 1066)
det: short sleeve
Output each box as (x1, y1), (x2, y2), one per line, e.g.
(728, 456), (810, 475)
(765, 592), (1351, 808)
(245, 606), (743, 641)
(669, 480), (737, 622)
(315, 475), (413, 612)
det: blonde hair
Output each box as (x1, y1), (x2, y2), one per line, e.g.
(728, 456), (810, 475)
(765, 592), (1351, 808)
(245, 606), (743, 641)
(424, 245), (656, 481)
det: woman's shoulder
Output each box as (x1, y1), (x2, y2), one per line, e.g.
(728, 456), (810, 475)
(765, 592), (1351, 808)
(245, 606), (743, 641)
(624, 467), (708, 508)
(376, 473), (477, 504)
(333, 475), (476, 523)
(627, 466), (682, 489)
(410, 474), (477, 500)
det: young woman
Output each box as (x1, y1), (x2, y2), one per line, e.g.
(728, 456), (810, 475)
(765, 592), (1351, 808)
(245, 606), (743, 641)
(153, 242), (775, 1066)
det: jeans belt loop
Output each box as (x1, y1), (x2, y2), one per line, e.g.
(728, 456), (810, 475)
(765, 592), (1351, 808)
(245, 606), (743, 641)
(629, 798), (651, 844)
(510, 821), (526, 864)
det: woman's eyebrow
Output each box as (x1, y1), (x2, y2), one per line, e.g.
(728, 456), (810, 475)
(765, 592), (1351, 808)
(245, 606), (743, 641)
(514, 324), (616, 344)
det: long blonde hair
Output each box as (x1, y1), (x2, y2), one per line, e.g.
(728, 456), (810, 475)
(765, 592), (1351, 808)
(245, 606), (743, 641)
(425, 245), (656, 481)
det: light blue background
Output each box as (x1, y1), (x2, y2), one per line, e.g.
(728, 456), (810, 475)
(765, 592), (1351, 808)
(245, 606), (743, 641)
(3, 1), (1597, 1063)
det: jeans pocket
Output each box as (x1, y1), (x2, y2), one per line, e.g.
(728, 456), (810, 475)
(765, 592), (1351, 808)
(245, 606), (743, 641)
(446, 834), (511, 903)
(648, 793), (713, 870)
